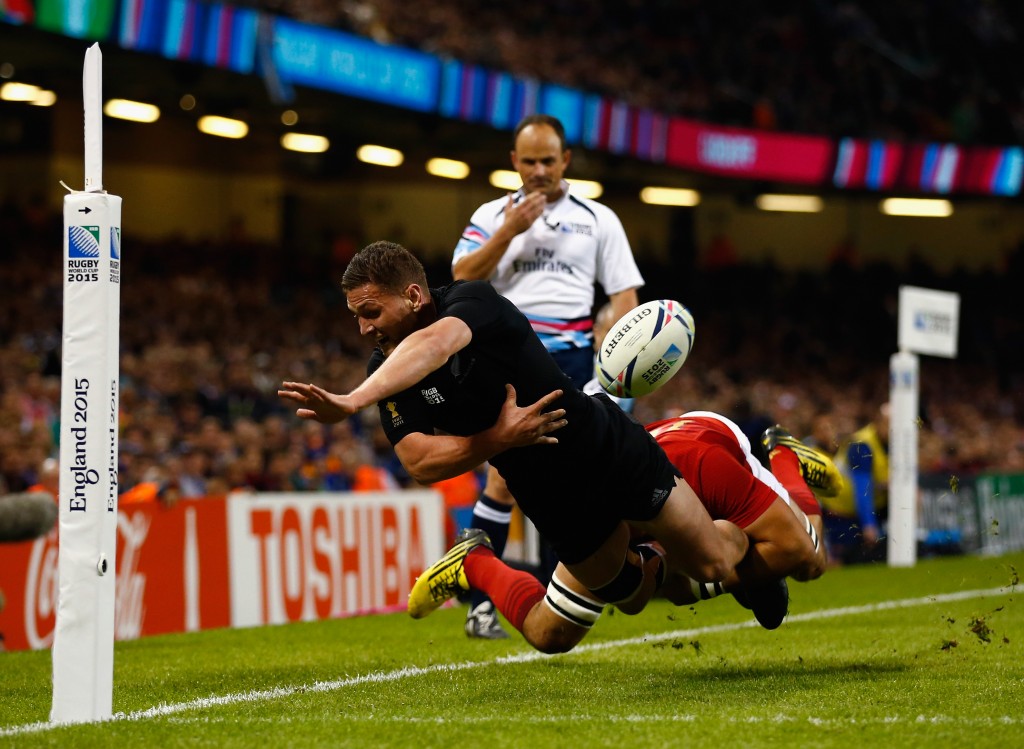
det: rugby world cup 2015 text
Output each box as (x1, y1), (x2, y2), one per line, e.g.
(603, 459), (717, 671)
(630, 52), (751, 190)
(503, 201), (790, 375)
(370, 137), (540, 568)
(641, 357), (673, 386)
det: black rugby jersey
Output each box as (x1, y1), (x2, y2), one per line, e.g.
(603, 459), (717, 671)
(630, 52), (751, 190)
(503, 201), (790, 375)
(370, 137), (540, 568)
(368, 280), (678, 564)
(370, 280), (596, 469)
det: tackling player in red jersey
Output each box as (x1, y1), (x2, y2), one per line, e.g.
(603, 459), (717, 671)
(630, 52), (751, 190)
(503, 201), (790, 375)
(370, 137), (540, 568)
(644, 412), (834, 622)
(409, 410), (842, 653)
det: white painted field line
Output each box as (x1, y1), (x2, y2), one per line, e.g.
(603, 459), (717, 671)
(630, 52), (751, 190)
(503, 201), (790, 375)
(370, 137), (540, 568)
(163, 713), (1024, 727)
(1, 586), (1010, 737)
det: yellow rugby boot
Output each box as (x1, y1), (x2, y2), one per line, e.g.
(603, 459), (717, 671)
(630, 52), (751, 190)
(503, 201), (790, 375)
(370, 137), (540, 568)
(408, 528), (492, 619)
(762, 425), (844, 498)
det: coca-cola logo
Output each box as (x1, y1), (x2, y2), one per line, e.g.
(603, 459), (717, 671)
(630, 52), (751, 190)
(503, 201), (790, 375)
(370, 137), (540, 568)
(22, 509), (150, 648)
(24, 529), (59, 649)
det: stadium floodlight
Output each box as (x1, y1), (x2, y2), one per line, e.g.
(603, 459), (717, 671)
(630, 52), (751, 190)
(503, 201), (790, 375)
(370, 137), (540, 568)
(426, 158), (470, 180)
(281, 109), (299, 126)
(566, 179), (603, 199)
(104, 98), (160, 123)
(880, 197), (953, 217)
(281, 132), (329, 153)
(0, 81), (41, 101)
(755, 194), (824, 213)
(639, 187), (701, 207)
(28, 89), (56, 107)
(356, 144), (404, 167)
(489, 169), (521, 191)
(197, 115), (248, 139)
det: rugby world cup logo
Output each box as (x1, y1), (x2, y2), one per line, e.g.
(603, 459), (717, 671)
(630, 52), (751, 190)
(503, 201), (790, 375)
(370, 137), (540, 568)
(68, 225), (101, 282)
(661, 342), (686, 364)
(69, 225), (100, 259)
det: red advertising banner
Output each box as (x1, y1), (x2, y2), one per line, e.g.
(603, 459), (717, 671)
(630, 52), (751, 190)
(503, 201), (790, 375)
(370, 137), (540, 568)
(665, 117), (834, 185)
(0, 491), (444, 652)
(226, 492), (442, 627)
(832, 138), (905, 191)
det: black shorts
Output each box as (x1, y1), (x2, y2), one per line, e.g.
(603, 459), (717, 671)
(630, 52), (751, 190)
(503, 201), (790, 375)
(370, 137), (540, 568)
(549, 346), (594, 389)
(498, 393), (680, 565)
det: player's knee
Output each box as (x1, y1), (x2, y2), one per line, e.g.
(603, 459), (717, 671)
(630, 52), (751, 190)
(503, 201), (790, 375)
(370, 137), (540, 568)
(536, 573), (604, 653)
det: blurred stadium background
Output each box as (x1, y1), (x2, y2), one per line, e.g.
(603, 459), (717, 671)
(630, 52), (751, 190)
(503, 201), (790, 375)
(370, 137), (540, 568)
(1, 0), (1024, 651)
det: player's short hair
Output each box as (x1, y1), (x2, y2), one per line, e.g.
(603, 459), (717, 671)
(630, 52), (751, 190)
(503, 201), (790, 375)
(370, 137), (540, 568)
(342, 241), (429, 294)
(513, 114), (567, 152)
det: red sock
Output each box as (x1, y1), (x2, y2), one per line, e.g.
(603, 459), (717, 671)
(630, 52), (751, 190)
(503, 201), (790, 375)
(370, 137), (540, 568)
(463, 547), (545, 631)
(768, 446), (822, 517)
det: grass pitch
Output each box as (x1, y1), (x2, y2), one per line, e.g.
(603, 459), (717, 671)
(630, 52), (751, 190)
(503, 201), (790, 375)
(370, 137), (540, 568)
(1, 551), (1021, 748)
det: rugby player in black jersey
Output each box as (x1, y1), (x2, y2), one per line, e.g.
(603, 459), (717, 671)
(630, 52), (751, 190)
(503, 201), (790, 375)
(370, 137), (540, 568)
(279, 241), (751, 646)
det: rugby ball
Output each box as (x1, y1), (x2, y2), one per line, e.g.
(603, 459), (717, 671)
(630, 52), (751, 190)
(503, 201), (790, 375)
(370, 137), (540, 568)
(596, 299), (694, 398)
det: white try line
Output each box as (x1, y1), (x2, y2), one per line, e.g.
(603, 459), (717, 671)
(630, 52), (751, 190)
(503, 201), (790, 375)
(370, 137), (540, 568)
(163, 712), (1024, 728)
(1, 586), (1010, 737)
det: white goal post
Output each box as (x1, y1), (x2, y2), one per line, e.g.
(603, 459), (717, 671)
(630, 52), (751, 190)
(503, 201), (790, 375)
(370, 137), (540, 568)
(51, 42), (122, 724)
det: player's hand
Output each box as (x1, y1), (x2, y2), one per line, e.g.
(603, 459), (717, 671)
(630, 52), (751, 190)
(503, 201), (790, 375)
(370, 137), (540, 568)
(278, 381), (357, 424)
(504, 192), (546, 235)
(493, 384), (567, 448)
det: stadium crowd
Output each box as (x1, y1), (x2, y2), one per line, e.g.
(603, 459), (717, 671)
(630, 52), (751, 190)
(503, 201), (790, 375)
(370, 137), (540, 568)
(2, 198), (1023, 502)
(243, 0), (1023, 144)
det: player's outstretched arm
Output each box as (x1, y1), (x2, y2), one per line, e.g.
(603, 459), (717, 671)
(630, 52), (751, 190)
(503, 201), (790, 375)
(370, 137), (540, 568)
(279, 317), (473, 422)
(351, 316), (472, 407)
